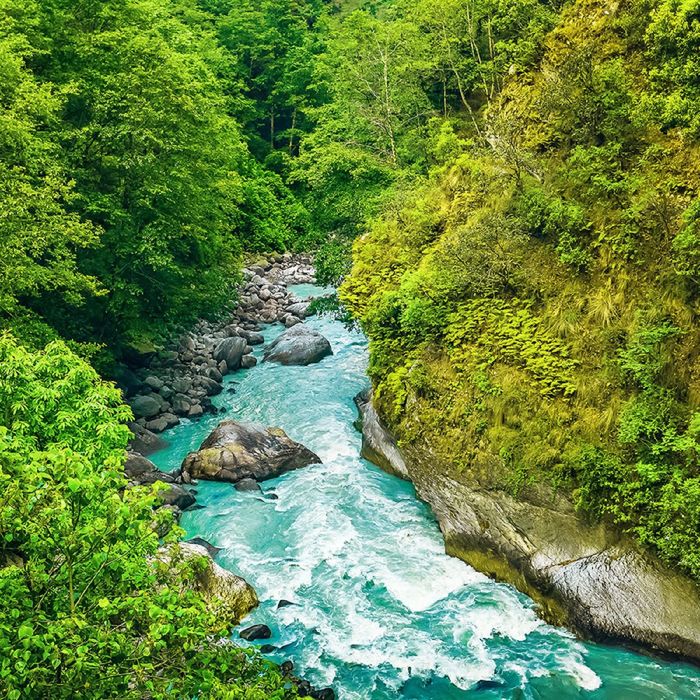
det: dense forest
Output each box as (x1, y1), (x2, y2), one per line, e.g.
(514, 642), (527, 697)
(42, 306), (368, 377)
(2, 0), (700, 695)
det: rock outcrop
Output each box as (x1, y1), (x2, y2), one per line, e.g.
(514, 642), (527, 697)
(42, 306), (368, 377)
(355, 390), (700, 662)
(263, 324), (333, 366)
(354, 389), (409, 480)
(182, 420), (322, 484)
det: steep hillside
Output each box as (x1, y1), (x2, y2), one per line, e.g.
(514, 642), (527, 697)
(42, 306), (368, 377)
(342, 0), (700, 641)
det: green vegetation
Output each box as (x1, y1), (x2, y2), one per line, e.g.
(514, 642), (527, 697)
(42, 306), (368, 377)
(340, 0), (700, 583)
(3, 0), (700, 692)
(0, 333), (303, 698)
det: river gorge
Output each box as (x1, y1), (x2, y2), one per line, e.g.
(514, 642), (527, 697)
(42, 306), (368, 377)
(147, 284), (700, 699)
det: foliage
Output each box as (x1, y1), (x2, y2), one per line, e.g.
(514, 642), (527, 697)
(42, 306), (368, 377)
(0, 334), (303, 699)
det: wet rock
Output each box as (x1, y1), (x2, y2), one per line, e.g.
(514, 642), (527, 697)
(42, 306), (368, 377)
(181, 420), (321, 484)
(130, 394), (162, 419)
(146, 416), (169, 433)
(312, 689), (335, 700)
(124, 451), (174, 483)
(186, 537), (222, 557)
(259, 644), (276, 654)
(241, 355), (257, 369)
(234, 478), (262, 493)
(188, 404), (204, 418)
(172, 394), (192, 416)
(156, 482), (195, 510)
(263, 325), (332, 366)
(198, 376), (223, 396)
(277, 599), (296, 609)
(160, 412), (179, 428)
(239, 624), (271, 641)
(214, 337), (247, 370)
(127, 422), (168, 455)
(286, 301), (311, 318)
(354, 389), (409, 480)
(281, 661), (294, 676)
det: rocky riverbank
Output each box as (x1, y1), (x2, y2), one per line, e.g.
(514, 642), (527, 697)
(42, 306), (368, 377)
(354, 389), (700, 664)
(119, 255), (338, 700)
(116, 254), (316, 438)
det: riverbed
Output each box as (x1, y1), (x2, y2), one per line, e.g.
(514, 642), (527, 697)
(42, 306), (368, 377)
(150, 284), (700, 699)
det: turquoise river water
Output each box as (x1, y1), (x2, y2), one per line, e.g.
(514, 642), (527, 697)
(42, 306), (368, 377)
(151, 284), (700, 699)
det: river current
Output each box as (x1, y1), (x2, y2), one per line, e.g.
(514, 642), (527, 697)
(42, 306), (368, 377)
(150, 284), (700, 699)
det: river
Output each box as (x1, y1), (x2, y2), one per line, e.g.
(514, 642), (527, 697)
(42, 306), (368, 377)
(150, 284), (700, 699)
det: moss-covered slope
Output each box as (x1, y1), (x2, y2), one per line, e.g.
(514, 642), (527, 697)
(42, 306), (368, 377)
(342, 0), (700, 588)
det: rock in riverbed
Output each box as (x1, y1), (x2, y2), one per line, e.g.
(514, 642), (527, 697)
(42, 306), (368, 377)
(181, 420), (321, 484)
(263, 324), (332, 366)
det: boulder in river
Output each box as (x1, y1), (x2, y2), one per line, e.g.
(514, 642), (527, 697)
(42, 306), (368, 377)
(181, 420), (321, 484)
(234, 477), (262, 493)
(239, 624), (272, 641)
(263, 324), (332, 366)
(127, 422), (168, 456)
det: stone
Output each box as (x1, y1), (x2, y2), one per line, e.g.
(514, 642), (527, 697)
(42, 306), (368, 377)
(144, 375), (164, 391)
(146, 417), (169, 433)
(127, 423), (168, 456)
(234, 478), (262, 493)
(198, 376), (223, 396)
(312, 690), (335, 700)
(156, 482), (195, 510)
(284, 315), (301, 328)
(286, 302), (311, 318)
(172, 377), (192, 394)
(162, 543), (258, 625)
(259, 644), (276, 654)
(159, 384), (174, 400)
(277, 599), (296, 609)
(161, 412), (180, 428)
(213, 337), (247, 370)
(264, 324), (333, 366)
(181, 420), (321, 484)
(188, 404), (204, 418)
(239, 624), (271, 641)
(280, 661), (294, 676)
(241, 355), (257, 369)
(172, 394), (192, 416)
(354, 389), (409, 480)
(130, 394), (162, 419)
(124, 451), (165, 481)
(186, 537), (221, 557)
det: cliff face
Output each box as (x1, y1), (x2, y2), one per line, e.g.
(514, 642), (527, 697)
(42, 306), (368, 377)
(355, 390), (700, 661)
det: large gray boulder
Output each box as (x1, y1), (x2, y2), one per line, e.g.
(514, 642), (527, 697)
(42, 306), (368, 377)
(130, 394), (162, 419)
(160, 543), (258, 625)
(124, 451), (171, 483)
(127, 423), (168, 456)
(181, 420), (321, 484)
(263, 325), (332, 366)
(214, 337), (247, 370)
